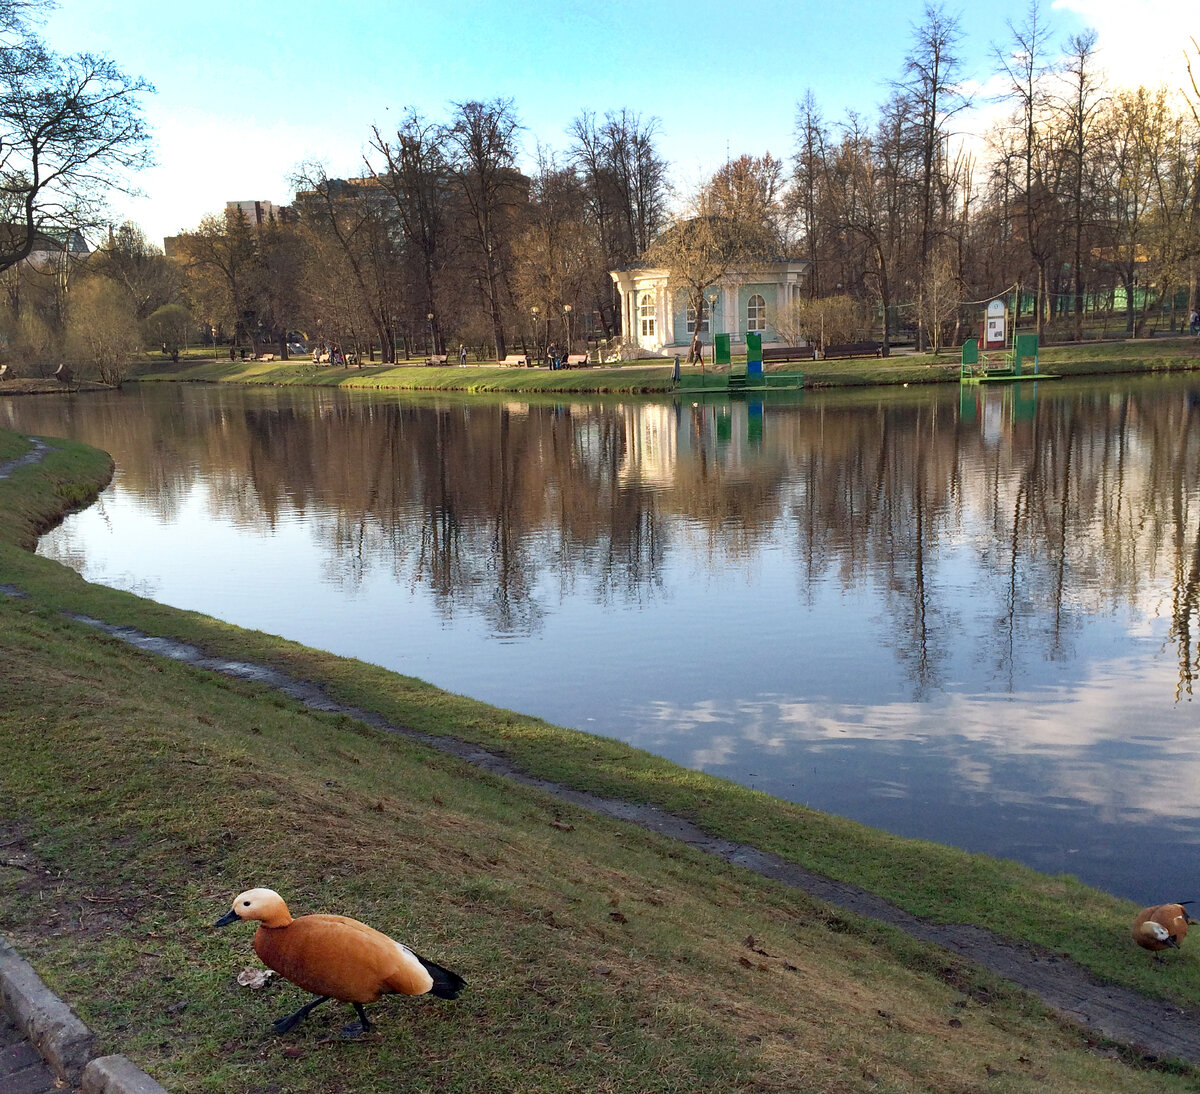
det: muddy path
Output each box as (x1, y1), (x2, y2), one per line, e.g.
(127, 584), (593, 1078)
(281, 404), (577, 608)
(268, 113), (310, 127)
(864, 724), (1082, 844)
(48, 612), (1200, 1067)
(0, 436), (51, 479)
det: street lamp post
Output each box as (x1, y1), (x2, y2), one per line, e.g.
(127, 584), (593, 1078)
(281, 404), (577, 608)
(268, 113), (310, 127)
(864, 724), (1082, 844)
(531, 306), (540, 361)
(563, 303), (572, 352)
(426, 312), (436, 356)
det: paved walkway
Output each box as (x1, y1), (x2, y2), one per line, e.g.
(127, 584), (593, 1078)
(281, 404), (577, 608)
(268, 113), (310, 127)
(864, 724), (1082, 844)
(0, 1012), (78, 1094)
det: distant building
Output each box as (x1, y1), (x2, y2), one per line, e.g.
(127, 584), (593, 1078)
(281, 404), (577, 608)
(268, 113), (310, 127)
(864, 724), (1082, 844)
(610, 258), (811, 356)
(19, 227), (91, 268)
(163, 200), (291, 255)
(226, 200), (291, 226)
(291, 177), (390, 220)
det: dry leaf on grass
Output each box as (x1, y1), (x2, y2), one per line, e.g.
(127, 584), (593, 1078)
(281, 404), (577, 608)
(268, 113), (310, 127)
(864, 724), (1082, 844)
(237, 967), (274, 989)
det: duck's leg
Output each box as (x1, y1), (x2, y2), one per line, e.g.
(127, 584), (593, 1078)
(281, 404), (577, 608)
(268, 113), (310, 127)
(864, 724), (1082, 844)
(340, 1002), (372, 1039)
(273, 994), (330, 1034)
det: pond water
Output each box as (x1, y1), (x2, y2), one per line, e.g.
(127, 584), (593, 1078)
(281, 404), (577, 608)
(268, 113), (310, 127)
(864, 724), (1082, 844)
(4, 377), (1199, 903)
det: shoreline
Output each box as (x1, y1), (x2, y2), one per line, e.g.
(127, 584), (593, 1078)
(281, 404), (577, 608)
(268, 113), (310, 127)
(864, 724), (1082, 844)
(2, 335), (1198, 399)
(122, 334), (1200, 395)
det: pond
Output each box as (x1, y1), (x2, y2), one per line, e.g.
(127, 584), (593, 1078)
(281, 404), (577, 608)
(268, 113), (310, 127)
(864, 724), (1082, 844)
(4, 377), (1199, 904)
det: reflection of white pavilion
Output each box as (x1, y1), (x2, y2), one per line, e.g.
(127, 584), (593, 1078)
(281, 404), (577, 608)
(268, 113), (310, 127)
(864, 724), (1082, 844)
(618, 404), (677, 488)
(617, 402), (768, 487)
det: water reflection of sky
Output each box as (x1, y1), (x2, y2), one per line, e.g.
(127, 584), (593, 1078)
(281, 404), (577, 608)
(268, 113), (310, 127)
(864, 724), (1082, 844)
(22, 383), (1200, 904)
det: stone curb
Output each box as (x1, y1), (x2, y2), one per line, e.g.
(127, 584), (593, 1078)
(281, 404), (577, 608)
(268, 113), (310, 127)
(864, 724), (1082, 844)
(81, 1053), (169, 1094)
(0, 934), (168, 1093)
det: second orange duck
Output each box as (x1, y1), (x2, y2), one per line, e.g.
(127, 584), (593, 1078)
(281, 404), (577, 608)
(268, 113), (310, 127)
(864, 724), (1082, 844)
(1131, 902), (1194, 953)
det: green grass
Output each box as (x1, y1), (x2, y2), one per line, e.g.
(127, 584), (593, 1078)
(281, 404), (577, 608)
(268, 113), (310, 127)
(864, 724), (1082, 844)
(3, 429), (1200, 1092)
(136, 356), (677, 393)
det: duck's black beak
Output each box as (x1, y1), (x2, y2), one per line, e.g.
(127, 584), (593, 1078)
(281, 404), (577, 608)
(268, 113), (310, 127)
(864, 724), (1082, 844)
(214, 909), (240, 928)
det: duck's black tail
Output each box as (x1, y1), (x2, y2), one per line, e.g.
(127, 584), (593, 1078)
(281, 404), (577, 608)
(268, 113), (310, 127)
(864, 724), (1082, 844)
(415, 953), (466, 999)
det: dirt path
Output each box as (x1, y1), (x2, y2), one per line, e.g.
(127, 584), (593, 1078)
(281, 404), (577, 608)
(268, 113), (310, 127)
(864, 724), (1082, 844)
(0, 436), (51, 479)
(43, 611), (1199, 1066)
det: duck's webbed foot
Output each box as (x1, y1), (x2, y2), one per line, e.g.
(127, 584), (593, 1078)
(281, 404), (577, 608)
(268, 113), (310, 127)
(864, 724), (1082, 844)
(272, 994), (330, 1034)
(339, 1002), (372, 1039)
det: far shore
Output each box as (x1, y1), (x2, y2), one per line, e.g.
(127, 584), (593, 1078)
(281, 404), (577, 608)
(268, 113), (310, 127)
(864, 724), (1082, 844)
(2, 335), (1198, 398)
(126, 333), (1200, 394)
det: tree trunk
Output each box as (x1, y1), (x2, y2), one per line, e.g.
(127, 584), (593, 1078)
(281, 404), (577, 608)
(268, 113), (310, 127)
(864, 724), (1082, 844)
(875, 243), (892, 357)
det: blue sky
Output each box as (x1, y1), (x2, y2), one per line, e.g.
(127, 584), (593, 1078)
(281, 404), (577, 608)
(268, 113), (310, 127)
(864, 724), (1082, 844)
(43, 0), (1195, 247)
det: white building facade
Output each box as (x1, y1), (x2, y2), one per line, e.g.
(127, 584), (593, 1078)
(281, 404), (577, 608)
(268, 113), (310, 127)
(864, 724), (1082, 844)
(609, 260), (811, 356)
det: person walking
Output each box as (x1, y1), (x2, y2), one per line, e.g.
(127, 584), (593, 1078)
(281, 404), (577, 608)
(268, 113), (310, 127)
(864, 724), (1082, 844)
(458, 342), (467, 365)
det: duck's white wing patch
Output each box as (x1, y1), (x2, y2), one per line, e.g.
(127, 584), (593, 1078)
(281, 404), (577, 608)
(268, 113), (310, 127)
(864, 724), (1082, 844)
(391, 940), (435, 993)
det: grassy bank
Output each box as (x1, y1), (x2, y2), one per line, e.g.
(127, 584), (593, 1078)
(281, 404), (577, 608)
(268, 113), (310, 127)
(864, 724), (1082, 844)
(2, 429), (1200, 1092)
(130, 336), (1200, 394)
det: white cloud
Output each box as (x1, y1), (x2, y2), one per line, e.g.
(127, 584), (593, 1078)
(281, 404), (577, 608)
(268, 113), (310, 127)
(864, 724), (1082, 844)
(109, 106), (368, 248)
(1053, 0), (1197, 95)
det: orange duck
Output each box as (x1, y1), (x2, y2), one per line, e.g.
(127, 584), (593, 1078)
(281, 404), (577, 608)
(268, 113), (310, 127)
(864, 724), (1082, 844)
(215, 887), (464, 1035)
(1131, 902), (1194, 953)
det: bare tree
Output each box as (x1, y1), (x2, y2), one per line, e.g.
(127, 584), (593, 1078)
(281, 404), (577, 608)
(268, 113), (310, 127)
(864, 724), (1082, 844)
(995, 0), (1058, 338)
(822, 113), (900, 354)
(645, 170), (774, 364)
(511, 147), (596, 355)
(1055, 30), (1106, 339)
(367, 111), (454, 354)
(1184, 37), (1200, 319)
(92, 222), (178, 321)
(0, 1), (153, 271)
(897, 2), (969, 349)
(174, 207), (259, 346)
(706, 153), (788, 251)
(292, 166), (401, 361)
(791, 90), (828, 299)
(570, 108), (669, 335)
(446, 97), (523, 359)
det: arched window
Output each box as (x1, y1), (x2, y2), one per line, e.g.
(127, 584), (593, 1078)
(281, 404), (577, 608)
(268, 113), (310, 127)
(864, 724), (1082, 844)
(639, 292), (656, 338)
(747, 294), (766, 332)
(686, 298), (709, 334)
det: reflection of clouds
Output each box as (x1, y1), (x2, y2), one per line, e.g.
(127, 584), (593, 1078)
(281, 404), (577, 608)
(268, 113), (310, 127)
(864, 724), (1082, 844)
(635, 651), (1200, 824)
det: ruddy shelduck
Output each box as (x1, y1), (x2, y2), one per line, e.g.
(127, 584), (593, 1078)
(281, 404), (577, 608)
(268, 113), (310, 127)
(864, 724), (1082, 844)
(1131, 902), (1194, 953)
(215, 887), (464, 1035)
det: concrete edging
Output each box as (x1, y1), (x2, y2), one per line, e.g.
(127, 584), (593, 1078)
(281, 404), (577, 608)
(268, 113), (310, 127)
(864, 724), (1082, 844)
(0, 934), (168, 1093)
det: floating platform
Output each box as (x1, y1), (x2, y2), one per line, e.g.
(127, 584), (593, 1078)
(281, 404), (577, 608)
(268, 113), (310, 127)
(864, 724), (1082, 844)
(961, 370), (1059, 385)
(675, 371), (804, 396)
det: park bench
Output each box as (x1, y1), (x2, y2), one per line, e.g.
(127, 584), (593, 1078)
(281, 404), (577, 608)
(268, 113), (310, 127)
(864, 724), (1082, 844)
(425, 353), (449, 366)
(500, 353), (530, 367)
(53, 363), (73, 384)
(259, 353), (276, 362)
(821, 341), (884, 359)
(564, 353), (590, 368)
(763, 346), (815, 363)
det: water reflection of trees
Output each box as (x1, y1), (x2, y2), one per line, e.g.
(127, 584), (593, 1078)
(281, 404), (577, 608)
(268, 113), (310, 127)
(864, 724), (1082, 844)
(774, 384), (1200, 699)
(6, 382), (1198, 693)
